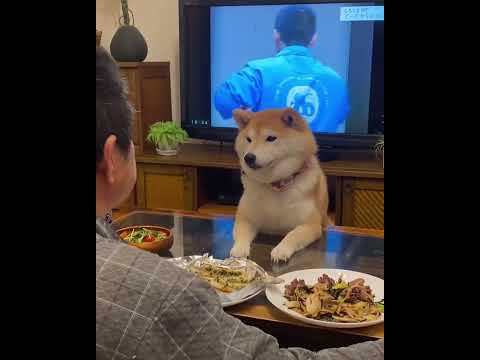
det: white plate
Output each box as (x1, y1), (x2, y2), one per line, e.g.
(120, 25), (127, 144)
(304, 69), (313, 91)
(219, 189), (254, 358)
(221, 287), (264, 308)
(265, 268), (384, 328)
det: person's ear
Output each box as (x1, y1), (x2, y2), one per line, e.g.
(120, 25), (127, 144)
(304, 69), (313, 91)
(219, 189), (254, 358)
(233, 109), (254, 130)
(273, 29), (282, 51)
(102, 135), (118, 184)
(309, 33), (318, 48)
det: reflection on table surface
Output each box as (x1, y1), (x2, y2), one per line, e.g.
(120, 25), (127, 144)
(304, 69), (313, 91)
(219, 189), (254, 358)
(114, 211), (384, 279)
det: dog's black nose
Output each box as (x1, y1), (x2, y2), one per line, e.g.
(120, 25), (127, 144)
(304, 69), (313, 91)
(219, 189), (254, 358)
(244, 153), (257, 168)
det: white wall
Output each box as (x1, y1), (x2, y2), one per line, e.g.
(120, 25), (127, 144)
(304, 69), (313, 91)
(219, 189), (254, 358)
(96, 0), (180, 123)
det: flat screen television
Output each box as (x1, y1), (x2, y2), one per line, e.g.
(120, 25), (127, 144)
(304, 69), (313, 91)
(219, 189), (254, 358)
(179, 0), (384, 152)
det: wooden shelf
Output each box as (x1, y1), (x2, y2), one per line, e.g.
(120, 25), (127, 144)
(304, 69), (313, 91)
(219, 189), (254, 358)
(137, 144), (239, 169)
(136, 143), (384, 179)
(196, 203), (336, 224)
(130, 143), (383, 229)
(197, 203), (237, 217)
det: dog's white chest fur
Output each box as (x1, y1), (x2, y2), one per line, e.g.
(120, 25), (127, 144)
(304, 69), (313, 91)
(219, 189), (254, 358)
(239, 168), (319, 234)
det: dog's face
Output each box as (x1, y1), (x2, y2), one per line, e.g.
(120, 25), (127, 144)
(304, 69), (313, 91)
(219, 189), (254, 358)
(234, 108), (317, 184)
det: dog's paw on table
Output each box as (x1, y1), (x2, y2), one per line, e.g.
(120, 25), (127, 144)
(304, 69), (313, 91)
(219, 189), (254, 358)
(230, 243), (251, 258)
(270, 243), (295, 263)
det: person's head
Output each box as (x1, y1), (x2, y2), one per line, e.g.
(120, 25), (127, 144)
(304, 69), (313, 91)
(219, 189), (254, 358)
(273, 5), (317, 51)
(96, 47), (136, 217)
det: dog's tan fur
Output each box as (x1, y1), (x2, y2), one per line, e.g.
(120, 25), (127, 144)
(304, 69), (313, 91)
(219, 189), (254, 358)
(230, 108), (329, 262)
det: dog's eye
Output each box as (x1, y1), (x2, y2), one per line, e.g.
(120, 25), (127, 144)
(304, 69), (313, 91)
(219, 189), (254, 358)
(246, 137), (252, 143)
(266, 136), (277, 142)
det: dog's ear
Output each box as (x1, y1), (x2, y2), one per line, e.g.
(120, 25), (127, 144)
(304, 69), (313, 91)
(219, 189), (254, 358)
(281, 108), (305, 130)
(233, 109), (253, 130)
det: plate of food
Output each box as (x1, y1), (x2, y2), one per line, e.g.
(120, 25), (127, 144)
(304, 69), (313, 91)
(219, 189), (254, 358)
(169, 255), (282, 307)
(117, 226), (173, 253)
(265, 269), (384, 328)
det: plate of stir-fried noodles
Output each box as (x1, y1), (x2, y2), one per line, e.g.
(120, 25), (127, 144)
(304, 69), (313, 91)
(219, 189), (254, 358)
(265, 269), (384, 328)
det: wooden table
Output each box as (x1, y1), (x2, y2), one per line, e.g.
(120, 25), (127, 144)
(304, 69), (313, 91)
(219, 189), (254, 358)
(114, 210), (384, 350)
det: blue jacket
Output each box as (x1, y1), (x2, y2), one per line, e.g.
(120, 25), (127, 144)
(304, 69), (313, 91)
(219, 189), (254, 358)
(214, 46), (350, 133)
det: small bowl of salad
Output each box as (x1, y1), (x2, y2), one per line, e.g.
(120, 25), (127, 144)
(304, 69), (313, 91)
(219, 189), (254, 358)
(117, 226), (173, 253)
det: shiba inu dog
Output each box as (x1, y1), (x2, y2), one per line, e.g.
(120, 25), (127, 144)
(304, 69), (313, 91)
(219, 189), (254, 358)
(230, 108), (329, 262)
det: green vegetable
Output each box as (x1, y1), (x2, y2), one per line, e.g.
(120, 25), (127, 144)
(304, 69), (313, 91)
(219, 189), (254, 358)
(332, 275), (348, 290)
(122, 228), (166, 244)
(375, 299), (384, 313)
(332, 281), (348, 290)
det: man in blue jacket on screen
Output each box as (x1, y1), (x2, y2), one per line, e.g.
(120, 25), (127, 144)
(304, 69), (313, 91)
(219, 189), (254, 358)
(214, 5), (350, 133)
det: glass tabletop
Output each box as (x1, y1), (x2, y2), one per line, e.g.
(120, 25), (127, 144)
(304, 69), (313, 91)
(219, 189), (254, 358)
(114, 210), (384, 342)
(113, 210), (384, 280)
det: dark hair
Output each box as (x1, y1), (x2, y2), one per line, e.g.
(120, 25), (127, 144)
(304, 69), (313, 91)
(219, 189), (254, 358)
(96, 47), (133, 171)
(274, 5), (316, 46)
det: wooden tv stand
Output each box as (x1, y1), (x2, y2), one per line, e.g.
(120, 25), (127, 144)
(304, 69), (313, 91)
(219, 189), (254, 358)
(118, 143), (384, 230)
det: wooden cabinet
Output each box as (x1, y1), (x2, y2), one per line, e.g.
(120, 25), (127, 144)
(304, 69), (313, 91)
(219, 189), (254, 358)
(113, 62), (172, 214)
(136, 164), (197, 211)
(338, 178), (384, 230)
(118, 62), (172, 154)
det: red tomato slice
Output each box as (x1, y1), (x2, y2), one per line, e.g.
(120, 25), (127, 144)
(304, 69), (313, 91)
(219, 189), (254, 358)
(143, 235), (155, 243)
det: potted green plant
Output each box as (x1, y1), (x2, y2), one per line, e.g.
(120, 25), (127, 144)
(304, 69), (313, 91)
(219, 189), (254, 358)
(375, 136), (384, 168)
(146, 121), (189, 156)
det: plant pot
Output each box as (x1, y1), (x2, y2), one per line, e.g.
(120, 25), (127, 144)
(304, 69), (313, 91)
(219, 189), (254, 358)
(110, 25), (148, 62)
(155, 144), (180, 156)
(156, 148), (178, 156)
(375, 143), (384, 169)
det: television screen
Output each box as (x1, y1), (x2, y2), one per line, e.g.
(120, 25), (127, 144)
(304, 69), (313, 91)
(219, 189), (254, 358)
(181, 1), (384, 141)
